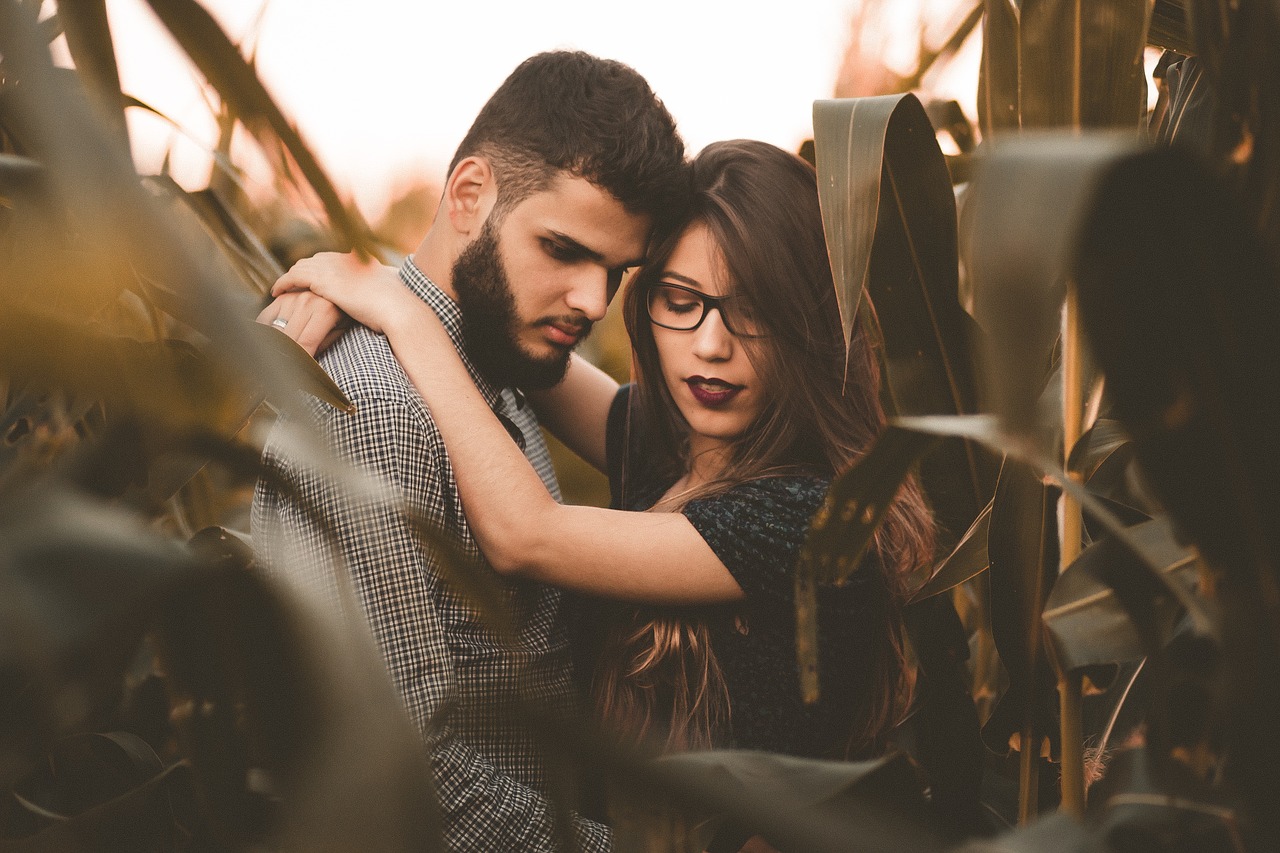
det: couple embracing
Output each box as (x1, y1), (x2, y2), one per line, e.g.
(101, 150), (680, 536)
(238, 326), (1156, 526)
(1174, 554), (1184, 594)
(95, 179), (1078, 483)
(253, 50), (933, 851)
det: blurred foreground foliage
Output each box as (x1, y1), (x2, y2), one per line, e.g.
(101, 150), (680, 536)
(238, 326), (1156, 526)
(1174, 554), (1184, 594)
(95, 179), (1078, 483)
(3, 0), (1280, 851)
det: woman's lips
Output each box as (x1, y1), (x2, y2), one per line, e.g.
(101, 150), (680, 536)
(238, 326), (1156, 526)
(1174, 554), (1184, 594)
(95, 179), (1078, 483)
(687, 376), (743, 406)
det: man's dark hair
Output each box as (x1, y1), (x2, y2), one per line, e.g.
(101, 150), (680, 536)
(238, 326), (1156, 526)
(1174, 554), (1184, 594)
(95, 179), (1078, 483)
(449, 51), (689, 236)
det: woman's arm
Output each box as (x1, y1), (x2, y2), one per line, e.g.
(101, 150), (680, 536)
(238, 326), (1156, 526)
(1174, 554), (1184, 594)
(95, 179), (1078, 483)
(524, 354), (617, 473)
(264, 253), (617, 470)
(272, 261), (743, 605)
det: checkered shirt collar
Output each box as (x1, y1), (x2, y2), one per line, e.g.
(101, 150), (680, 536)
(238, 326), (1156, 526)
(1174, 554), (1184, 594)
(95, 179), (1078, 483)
(400, 255), (503, 411)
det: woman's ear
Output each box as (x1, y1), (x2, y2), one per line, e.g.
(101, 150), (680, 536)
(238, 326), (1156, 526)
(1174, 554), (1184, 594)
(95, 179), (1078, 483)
(444, 156), (498, 238)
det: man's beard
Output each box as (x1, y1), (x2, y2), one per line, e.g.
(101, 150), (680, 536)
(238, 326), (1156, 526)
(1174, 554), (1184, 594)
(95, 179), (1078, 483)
(451, 220), (582, 390)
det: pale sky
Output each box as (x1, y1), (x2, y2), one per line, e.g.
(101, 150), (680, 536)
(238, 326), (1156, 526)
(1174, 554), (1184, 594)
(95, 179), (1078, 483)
(98, 0), (974, 218)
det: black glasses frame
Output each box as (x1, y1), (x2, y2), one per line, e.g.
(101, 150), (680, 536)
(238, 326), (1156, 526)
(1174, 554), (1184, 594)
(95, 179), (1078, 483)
(645, 281), (767, 339)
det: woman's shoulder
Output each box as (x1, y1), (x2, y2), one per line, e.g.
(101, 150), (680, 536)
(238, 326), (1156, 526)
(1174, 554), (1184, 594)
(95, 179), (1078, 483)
(691, 472), (832, 521)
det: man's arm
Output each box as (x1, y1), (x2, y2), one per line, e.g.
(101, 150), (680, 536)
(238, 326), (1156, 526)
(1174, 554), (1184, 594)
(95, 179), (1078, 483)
(255, 393), (610, 851)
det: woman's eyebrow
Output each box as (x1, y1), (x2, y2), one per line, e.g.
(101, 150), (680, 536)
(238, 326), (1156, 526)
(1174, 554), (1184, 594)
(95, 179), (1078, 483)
(658, 271), (707, 290)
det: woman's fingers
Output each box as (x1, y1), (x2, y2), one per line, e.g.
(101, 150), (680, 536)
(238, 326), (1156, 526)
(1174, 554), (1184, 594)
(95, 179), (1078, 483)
(257, 291), (345, 357)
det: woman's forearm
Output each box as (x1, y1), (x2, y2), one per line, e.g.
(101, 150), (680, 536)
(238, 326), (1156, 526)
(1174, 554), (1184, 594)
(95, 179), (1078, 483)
(382, 308), (562, 571)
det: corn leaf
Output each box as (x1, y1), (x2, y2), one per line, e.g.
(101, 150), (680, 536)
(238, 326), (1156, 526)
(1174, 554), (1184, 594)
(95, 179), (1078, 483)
(56, 0), (127, 151)
(140, 0), (378, 258)
(980, 0), (1152, 135)
(794, 425), (939, 701)
(1042, 517), (1200, 673)
(1073, 144), (1280, 844)
(962, 132), (1144, 440)
(908, 498), (992, 603)
(637, 750), (945, 853)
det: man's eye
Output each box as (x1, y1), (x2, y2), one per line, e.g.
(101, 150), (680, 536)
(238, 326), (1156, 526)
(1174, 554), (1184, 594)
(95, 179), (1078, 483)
(543, 240), (575, 261)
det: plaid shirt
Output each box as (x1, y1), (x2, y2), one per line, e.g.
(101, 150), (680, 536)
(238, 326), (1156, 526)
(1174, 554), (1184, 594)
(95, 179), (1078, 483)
(252, 258), (610, 851)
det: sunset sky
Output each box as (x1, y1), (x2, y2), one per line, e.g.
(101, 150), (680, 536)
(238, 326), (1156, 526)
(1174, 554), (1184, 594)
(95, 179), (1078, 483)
(98, 0), (976, 218)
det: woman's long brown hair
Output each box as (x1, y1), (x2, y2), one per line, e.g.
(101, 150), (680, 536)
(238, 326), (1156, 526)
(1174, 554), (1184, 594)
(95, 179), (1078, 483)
(596, 140), (935, 755)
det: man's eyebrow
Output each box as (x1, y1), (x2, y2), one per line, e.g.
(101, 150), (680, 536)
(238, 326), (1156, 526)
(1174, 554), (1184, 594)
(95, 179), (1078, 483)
(548, 231), (644, 268)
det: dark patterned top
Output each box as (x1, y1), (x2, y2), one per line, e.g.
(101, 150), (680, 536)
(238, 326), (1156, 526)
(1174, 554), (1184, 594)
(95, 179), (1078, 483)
(604, 385), (885, 757)
(252, 258), (609, 852)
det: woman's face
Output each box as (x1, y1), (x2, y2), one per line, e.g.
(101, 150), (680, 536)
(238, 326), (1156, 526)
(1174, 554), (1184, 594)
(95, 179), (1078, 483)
(649, 223), (769, 461)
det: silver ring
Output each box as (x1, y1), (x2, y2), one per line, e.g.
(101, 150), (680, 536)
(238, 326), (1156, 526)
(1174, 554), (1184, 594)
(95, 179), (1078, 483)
(271, 317), (289, 328)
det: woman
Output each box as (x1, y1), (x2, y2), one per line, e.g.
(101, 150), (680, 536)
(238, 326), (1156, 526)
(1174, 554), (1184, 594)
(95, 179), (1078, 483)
(267, 140), (934, 759)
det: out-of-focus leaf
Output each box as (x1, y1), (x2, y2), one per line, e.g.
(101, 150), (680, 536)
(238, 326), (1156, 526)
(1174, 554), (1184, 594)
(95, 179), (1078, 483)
(140, 0), (378, 258)
(0, 6), (329, 430)
(909, 498), (991, 603)
(1043, 517), (1200, 672)
(979, 0), (1151, 135)
(636, 750), (945, 853)
(1088, 747), (1248, 852)
(186, 186), (284, 294)
(961, 133), (1144, 440)
(242, 322), (353, 414)
(924, 98), (976, 154)
(1072, 144), (1280, 847)
(952, 812), (1096, 853)
(794, 425), (939, 702)
(4, 732), (181, 849)
(56, 0), (127, 151)
(0, 485), (198, 784)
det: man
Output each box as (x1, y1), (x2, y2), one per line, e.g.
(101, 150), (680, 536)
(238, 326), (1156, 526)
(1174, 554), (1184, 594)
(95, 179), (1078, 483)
(252, 51), (687, 850)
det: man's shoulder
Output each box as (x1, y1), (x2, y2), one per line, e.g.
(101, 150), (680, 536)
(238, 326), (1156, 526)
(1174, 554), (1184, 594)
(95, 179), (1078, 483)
(320, 326), (428, 409)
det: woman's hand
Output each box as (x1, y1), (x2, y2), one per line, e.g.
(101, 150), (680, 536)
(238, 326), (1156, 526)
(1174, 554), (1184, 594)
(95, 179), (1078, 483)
(259, 252), (409, 352)
(256, 289), (348, 357)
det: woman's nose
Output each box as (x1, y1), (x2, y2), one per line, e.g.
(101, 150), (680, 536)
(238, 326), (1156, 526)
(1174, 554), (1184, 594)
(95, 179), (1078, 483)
(691, 307), (734, 361)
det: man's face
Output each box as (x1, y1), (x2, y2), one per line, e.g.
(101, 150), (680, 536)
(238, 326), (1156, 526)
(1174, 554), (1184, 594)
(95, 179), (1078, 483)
(452, 173), (651, 389)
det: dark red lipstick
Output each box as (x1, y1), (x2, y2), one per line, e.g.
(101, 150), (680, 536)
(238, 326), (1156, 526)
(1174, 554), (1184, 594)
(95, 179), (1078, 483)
(686, 376), (742, 406)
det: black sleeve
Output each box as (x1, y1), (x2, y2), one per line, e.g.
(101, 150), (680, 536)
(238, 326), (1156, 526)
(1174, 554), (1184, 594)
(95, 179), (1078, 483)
(604, 384), (633, 509)
(681, 476), (830, 605)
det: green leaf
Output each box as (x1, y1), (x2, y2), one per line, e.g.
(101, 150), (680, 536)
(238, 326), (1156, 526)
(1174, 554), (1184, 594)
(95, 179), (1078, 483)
(979, 0), (1152, 135)
(1042, 517), (1200, 672)
(908, 498), (991, 603)
(140, 0), (378, 258)
(812, 94), (927, 354)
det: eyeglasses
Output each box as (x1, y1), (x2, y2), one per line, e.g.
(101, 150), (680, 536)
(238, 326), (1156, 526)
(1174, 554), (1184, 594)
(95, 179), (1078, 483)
(645, 282), (766, 338)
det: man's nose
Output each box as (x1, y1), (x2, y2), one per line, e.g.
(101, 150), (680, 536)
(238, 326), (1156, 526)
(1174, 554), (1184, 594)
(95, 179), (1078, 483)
(564, 267), (610, 321)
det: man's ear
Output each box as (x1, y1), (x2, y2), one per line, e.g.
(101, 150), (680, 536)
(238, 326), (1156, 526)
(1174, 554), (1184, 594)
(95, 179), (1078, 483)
(445, 156), (498, 238)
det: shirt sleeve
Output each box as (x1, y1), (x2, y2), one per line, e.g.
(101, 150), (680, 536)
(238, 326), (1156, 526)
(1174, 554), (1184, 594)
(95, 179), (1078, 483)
(255, 396), (610, 852)
(680, 476), (831, 606)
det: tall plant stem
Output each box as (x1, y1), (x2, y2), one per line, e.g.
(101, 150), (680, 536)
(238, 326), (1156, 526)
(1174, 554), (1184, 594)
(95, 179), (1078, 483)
(1018, 720), (1039, 823)
(1057, 284), (1087, 817)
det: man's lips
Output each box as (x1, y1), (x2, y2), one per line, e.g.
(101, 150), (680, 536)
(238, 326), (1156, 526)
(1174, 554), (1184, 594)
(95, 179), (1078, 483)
(686, 376), (743, 406)
(542, 320), (590, 347)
